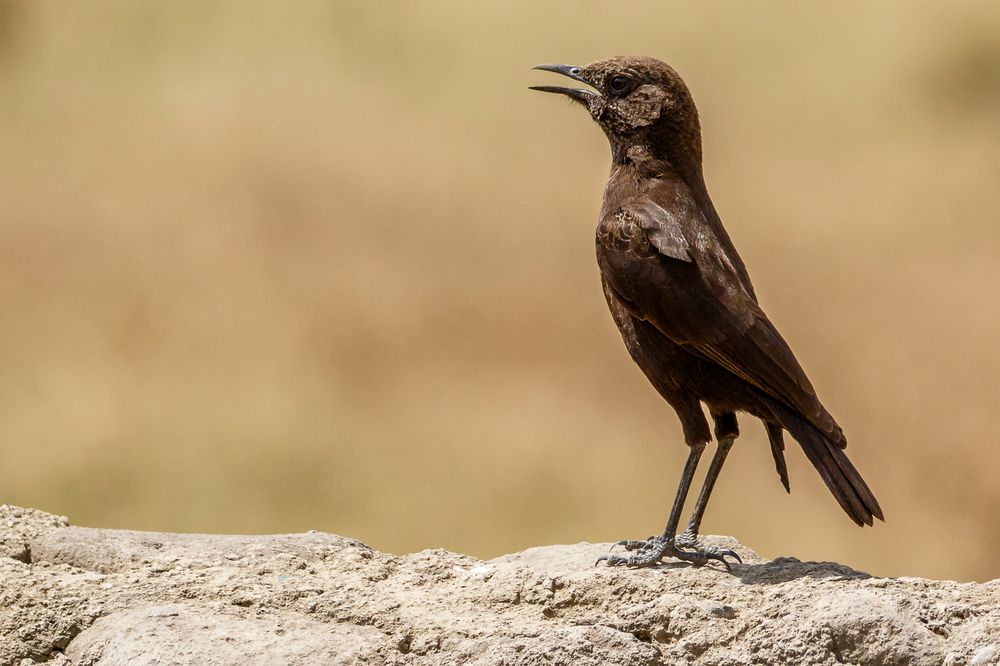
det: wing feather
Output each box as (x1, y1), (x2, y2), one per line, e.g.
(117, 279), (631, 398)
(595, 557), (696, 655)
(605, 191), (843, 442)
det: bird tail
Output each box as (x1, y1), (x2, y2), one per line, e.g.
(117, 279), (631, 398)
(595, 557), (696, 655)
(763, 421), (790, 493)
(773, 406), (884, 526)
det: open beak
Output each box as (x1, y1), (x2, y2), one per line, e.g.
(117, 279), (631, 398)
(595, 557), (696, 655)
(529, 64), (599, 104)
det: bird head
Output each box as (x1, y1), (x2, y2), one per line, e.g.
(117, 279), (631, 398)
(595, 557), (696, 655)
(531, 56), (702, 171)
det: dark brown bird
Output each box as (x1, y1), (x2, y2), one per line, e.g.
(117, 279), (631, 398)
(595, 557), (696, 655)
(531, 56), (882, 569)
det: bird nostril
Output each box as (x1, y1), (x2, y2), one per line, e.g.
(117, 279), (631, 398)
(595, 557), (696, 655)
(570, 68), (581, 75)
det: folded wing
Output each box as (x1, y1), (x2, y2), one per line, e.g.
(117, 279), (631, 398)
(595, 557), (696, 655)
(601, 190), (844, 443)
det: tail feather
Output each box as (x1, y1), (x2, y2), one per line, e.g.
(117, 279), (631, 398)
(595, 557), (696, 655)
(773, 406), (883, 526)
(764, 420), (790, 493)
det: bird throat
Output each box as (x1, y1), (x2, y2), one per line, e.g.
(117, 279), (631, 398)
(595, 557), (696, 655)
(614, 142), (709, 205)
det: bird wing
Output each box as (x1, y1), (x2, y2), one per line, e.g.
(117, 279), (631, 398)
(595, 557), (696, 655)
(601, 192), (843, 443)
(630, 199), (692, 262)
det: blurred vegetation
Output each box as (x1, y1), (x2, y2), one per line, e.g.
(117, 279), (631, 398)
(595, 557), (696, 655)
(1, 1), (999, 581)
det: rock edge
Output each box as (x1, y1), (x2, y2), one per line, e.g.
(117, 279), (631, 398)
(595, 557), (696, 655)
(1, 505), (998, 666)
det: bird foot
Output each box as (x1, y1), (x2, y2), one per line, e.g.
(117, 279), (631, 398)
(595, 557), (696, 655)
(673, 530), (742, 570)
(598, 532), (740, 571)
(596, 535), (677, 568)
(608, 535), (659, 553)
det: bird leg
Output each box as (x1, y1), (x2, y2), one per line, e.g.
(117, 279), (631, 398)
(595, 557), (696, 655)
(673, 434), (742, 568)
(597, 442), (709, 568)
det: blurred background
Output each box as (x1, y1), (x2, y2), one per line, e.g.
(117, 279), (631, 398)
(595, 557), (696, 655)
(1, 1), (999, 582)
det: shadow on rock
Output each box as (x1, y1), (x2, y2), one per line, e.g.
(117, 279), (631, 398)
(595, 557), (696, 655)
(732, 556), (873, 585)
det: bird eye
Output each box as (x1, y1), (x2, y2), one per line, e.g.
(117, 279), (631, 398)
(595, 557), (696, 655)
(608, 75), (630, 94)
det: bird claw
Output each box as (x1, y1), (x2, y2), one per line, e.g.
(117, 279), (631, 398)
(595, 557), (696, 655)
(718, 549), (743, 565)
(601, 534), (741, 571)
(595, 553), (619, 567)
(597, 536), (674, 568)
(608, 536), (657, 553)
(673, 532), (743, 570)
(595, 551), (664, 568)
(666, 545), (727, 571)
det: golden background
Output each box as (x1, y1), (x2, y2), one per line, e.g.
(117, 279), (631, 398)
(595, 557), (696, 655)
(2, 2), (999, 582)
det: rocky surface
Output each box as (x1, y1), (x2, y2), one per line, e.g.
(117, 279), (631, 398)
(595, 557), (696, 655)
(1, 504), (998, 665)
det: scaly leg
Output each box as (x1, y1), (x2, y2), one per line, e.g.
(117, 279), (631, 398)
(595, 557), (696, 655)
(597, 442), (715, 568)
(673, 434), (742, 569)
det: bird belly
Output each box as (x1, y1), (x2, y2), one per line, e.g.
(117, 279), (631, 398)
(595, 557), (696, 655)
(600, 272), (774, 420)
